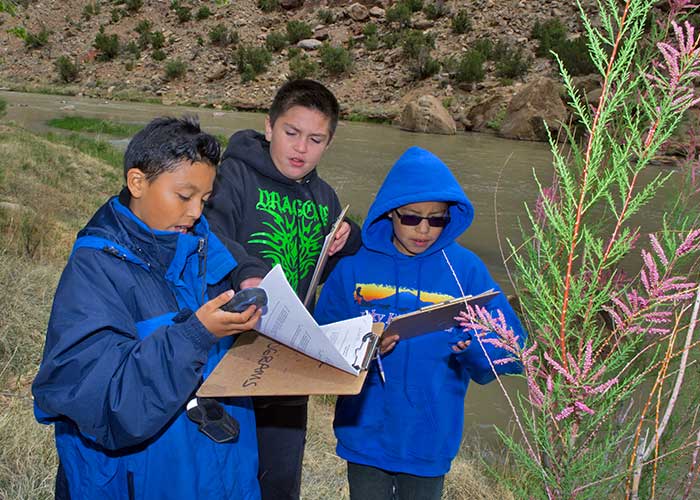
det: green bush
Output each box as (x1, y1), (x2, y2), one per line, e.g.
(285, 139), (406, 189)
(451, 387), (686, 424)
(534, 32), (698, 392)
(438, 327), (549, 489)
(365, 35), (379, 51)
(287, 46), (301, 59)
(386, 2), (412, 29)
(25, 28), (50, 49)
(110, 8), (122, 23)
(152, 49), (166, 61)
(164, 58), (187, 80)
(0, 97), (6, 117)
(54, 56), (79, 83)
(531, 18), (567, 57)
(258, 0), (278, 12)
(472, 38), (493, 59)
(7, 26), (28, 41)
(288, 53), (318, 80)
(93, 28), (119, 61)
(455, 49), (485, 84)
(286, 20), (312, 44)
(319, 43), (351, 75)
(451, 9), (471, 34)
(382, 31), (401, 49)
(491, 39), (510, 61)
(266, 31), (287, 52)
(235, 45), (272, 82)
(125, 40), (141, 58)
(401, 30), (435, 60)
(317, 9), (334, 24)
(404, 0), (423, 13)
(82, 2), (100, 20)
(209, 24), (238, 46)
(423, 1), (448, 20)
(363, 23), (378, 37)
(196, 6), (212, 20)
(411, 55), (440, 80)
(555, 36), (597, 76)
(494, 45), (530, 79)
(175, 5), (191, 23)
(150, 31), (165, 50)
(125, 0), (143, 13)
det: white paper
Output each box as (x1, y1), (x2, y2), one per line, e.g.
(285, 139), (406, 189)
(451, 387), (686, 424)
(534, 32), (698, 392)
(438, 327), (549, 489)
(256, 265), (371, 375)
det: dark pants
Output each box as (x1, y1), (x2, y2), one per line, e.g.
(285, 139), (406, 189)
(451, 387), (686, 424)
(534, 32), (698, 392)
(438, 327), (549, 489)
(347, 462), (445, 500)
(255, 401), (308, 500)
(55, 461), (70, 500)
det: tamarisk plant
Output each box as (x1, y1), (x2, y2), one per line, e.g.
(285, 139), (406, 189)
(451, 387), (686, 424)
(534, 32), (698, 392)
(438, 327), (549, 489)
(457, 1), (700, 498)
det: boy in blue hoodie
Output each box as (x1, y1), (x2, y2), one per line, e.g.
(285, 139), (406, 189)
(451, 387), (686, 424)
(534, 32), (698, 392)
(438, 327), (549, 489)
(314, 146), (526, 499)
(32, 116), (262, 500)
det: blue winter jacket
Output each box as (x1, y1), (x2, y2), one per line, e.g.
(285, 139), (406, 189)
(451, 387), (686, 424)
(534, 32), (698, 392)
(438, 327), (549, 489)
(314, 147), (526, 477)
(32, 193), (260, 500)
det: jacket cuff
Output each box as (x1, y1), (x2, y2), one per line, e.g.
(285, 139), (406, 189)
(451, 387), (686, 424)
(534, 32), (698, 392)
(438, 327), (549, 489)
(180, 312), (219, 353)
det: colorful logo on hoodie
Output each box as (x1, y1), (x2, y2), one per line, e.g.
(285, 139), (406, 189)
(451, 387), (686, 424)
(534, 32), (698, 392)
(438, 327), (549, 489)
(249, 188), (330, 291)
(353, 283), (455, 324)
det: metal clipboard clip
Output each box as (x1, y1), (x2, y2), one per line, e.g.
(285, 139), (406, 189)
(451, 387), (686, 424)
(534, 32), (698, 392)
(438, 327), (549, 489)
(351, 331), (381, 371)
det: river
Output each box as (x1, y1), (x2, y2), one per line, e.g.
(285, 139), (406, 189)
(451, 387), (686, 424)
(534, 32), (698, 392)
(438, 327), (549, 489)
(0, 89), (675, 454)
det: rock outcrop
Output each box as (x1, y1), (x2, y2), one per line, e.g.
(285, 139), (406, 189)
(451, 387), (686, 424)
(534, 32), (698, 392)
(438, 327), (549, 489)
(399, 95), (456, 135)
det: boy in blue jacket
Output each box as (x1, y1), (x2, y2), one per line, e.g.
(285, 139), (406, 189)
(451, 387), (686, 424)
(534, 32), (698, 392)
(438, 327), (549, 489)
(314, 146), (526, 499)
(32, 116), (263, 500)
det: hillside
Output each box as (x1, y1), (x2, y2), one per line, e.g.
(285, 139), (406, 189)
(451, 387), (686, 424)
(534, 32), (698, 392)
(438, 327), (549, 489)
(0, 0), (597, 129)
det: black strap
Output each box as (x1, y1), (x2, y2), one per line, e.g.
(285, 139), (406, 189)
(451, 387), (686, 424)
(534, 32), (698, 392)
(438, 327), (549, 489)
(186, 398), (240, 443)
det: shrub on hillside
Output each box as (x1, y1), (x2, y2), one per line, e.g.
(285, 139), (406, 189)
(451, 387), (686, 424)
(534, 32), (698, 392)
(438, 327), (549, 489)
(0, 97), (6, 117)
(531, 18), (567, 57)
(494, 45), (530, 79)
(24, 28), (50, 49)
(149, 31), (165, 50)
(209, 24), (238, 46)
(404, 0), (423, 13)
(472, 38), (493, 59)
(319, 43), (351, 75)
(386, 2), (412, 29)
(175, 5), (191, 23)
(317, 9), (334, 24)
(94, 28), (119, 61)
(555, 36), (597, 76)
(288, 53), (318, 80)
(258, 0), (278, 13)
(287, 47), (301, 59)
(196, 6), (212, 20)
(152, 49), (166, 61)
(82, 2), (100, 20)
(454, 49), (485, 84)
(125, 40), (141, 59)
(235, 45), (272, 82)
(451, 9), (471, 34)
(110, 8), (122, 23)
(266, 31), (287, 52)
(423, 1), (448, 20)
(125, 0), (143, 13)
(286, 20), (312, 44)
(164, 58), (187, 80)
(54, 56), (79, 83)
(401, 30), (435, 60)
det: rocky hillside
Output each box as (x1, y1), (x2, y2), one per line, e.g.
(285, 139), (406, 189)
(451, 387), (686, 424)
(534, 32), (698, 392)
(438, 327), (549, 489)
(0, 0), (609, 139)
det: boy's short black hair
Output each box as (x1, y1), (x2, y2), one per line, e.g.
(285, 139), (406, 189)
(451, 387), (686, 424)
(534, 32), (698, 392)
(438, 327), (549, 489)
(124, 115), (221, 181)
(268, 79), (340, 140)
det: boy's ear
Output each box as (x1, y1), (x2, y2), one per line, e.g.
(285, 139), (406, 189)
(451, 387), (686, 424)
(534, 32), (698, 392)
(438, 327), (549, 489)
(126, 168), (147, 199)
(264, 116), (273, 142)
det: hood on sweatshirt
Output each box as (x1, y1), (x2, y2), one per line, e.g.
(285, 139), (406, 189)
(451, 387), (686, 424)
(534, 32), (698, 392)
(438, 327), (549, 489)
(363, 146), (474, 257)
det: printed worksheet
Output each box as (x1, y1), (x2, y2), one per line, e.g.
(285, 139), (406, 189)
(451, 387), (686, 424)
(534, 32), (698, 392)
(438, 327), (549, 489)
(257, 265), (372, 375)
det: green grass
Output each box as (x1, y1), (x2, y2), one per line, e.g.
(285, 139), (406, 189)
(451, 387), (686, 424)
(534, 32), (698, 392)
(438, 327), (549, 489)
(47, 116), (142, 138)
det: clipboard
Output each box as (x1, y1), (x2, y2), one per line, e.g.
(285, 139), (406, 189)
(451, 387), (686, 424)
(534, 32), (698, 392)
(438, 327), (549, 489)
(197, 322), (383, 397)
(303, 205), (350, 307)
(383, 289), (500, 340)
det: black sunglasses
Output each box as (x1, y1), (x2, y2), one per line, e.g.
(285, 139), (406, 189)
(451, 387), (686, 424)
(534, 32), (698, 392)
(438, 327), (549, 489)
(393, 210), (451, 228)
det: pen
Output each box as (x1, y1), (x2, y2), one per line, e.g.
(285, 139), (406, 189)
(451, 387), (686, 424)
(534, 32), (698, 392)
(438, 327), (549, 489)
(376, 352), (386, 384)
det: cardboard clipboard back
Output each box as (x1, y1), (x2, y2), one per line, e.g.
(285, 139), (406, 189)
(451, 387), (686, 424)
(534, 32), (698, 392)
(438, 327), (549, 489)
(197, 323), (383, 397)
(383, 290), (499, 340)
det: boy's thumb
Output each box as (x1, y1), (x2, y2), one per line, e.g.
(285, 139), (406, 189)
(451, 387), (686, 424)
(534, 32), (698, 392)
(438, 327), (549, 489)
(212, 289), (235, 307)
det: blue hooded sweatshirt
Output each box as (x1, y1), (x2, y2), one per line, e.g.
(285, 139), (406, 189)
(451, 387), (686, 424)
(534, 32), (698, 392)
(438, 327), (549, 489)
(32, 192), (260, 500)
(314, 146), (526, 477)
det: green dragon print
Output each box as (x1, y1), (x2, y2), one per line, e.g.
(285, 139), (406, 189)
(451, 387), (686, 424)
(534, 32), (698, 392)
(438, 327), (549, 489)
(249, 188), (329, 291)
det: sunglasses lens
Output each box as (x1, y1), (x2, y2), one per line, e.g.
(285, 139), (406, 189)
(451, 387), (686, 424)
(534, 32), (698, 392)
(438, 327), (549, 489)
(428, 217), (450, 227)
(399, 214), (422, 226)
